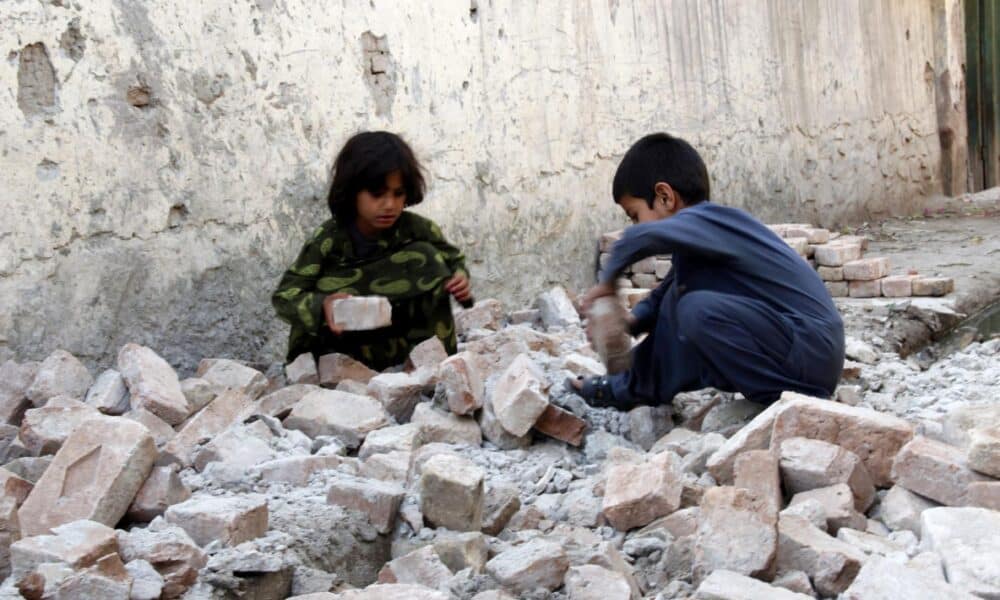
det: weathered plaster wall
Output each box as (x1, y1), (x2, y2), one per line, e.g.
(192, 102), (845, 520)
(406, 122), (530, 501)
(0, 0), (948, 371)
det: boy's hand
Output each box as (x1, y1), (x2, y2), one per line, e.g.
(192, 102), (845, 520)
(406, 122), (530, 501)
(445, 274), (472, 303)
(581, 281), (616, 313)
(323, 293), (352, 335)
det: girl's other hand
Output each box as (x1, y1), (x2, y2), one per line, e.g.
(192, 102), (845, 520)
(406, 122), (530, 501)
(445, 274), (472, 302)
(323, 293), (352, 335)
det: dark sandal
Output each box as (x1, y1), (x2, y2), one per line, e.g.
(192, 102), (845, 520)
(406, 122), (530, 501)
(564, 375), (616, 408)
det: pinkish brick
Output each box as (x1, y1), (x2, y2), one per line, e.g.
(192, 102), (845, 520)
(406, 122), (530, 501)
(880, 275), (914, 298)
(826, 281), (849, 297)
(848, 279), (881, 298)
(332, 296), (392, 330)
(817, 266), (844, 282)
(912, 277), (954, 297)
(814, 243), (862, 267)
(842, 257), (889, 281)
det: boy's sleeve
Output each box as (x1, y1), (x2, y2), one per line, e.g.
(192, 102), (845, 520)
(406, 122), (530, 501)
(425, 220), (469, 280)
(271, 228), (330, 335)
(630, 269), (673, 335)
(600, 211), (738, 284)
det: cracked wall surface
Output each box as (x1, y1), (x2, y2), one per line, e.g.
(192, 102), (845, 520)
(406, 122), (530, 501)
(0, 0), (948, 371)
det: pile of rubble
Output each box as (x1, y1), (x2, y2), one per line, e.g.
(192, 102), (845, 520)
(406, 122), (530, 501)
(0, 285), (997, 599)
(599, 224), (955, 303)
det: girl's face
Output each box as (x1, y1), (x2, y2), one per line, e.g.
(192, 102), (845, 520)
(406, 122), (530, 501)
(355, 170), (406, 236)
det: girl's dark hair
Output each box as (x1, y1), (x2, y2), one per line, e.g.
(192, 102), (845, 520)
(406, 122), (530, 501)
(612, 133), (710, 207)
(327, 131), (426, 221)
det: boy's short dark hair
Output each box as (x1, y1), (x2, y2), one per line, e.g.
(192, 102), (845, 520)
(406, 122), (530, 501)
(327, 131), (426, 221)
(612, 133), (710, 207)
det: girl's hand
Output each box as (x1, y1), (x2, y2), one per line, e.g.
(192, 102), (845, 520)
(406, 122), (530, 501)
(445, 274), (472, 302)
(323, 293), (352, 335)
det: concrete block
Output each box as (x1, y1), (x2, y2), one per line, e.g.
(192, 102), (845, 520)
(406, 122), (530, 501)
(537, 286), (581, 329)
(85, 369), (130, 415)
(814, 242), (862, 267)
(694, 486), (778, 582)
(848, 279), (881, 297)
(117, 344), (189, 425)
(825, 280), (849, 297)
(881, 275), (915, 297)
(920, 507), (1000, 598)
(18, 416), (156, 536)
(317, 353), (377, 386)
(911, 277), (954, 296)
(161, 390), (255, 466)
(485, 538), (569, 593)
(588, 296), (632, 374)
(332, 296), (392, 330)
(734, 450), (782, 513)
(284, 353), (319, 385)
(532, 403), (586, 446)
(967, 425), (1000, 478)
(255, 455), (345, 486)
(326, 475), (405, 534)
(891, 436), (992, 506)
(455, 299), (505, 333)
(817, 266), (843, 281)
(631, 273), (657, 288)
(368, 372), (424, 422)
(25, 350), (93, 408)
(433, 531), (488, 573)
(563, 564), (631, 600)
(116, 523), (206, 598)
(283, 389), (389, 448)
(437, 352), (483, 416)
(784, 236), (809, 255)
(489, 354), (548, 437)
(10, 519), (117, 582)
(477, 400), (531, 450)
(843, 257), (889, 281)
(789, 483), (867, 534)
(359, 423), (423, 459)
(778, 437), (875, 511)
(420, 454), (484, 532)
(769, 393), (914, 487)
(696, 569), (813, 599)
(165, 494), (268, 547)
(197, 359), (268, 399)
(411, 403), (481, 446)
(602, 451), (683, 531)
(127, 466), (191, 522)
(19, 397), (100, 455)
(775, 515), (866, 596)
(378, 545), (451, 590)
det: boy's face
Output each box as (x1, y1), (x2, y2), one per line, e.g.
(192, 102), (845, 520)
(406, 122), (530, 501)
(355, 170), (406, 236)
(618, 181), (684, 224)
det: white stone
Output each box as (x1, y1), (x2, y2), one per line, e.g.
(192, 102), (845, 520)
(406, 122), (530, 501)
(537, 286), (581, 329)
(332, 296), (392, 330)
(25, 350), (93, 408)
(283, 389), (389, 447)
(117, 344), (189, 425)
(489, 354), (548, 437)
(164, 494), (268, 547)
(696, 569), (813, 599)
(420, 453), (485, 532)
(841, 556), (979, 600)
(84, 369), (130, 415)
(197, 359), (268, 399)
(485, 538), (569, 593)
(920, 507), (1000, 598)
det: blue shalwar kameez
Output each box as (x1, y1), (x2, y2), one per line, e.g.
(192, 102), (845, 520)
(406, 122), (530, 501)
(600, 202), (845, 408)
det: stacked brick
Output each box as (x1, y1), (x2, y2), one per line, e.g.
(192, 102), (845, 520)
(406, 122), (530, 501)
(598, 224), (955, 302)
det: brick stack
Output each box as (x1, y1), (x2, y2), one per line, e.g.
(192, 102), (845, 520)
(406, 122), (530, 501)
(598, 224), (955, 302)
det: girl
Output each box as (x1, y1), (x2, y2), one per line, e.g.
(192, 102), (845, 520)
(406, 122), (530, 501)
(272, 131), (472, 370)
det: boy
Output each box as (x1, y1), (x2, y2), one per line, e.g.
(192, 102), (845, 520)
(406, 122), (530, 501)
(571, 133), (844, 408)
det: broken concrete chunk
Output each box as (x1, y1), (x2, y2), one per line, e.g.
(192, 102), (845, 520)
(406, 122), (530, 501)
(377, 545), (451, 590)
(455, 299), (505, 333)
(779, 436), (875, 511)
(477, 399), (531, 450)
(326, 474), (405, 534)
(842, 256), (889, 281)
(19, 397), (100, 456)
(127, 467), (192, 522)
(537, 286), (581, 329)
(197, 359), (268, 399)
(563, 564), (631, 600)
(336, 584), (451, 599)
(56, 551), (132, 599)
(359, 423), (423, 459)
(485, 538), (569, 593)
(411, 403), (481, 446)
(367, 372), (424, 422)
(164, 494), (268, 547)
(256, 384), (319, 419)
(876, 485), (939, 534)
(489, 354), (548, 437)
(967, 481), (1000, 510)
(769, 393), (914, 487)
(18, 416), (156, 536)
(191, 419), (280, 472)
(10, 519), (117, 581)
(285, 353), (319, 385)
(117, 344), (190, 425)
(160, 390), (255, 467)
(967, 425), (1000, 478)
(332, 296), (392, 330)
(179, 377), (217, 414)
(437, 352), (483, 416)
(25, 350), (92, 408)
(433, 531), (488, 573)
(532, 403), (586, 446)
(124, 408), (175, 447)
(282, 389), (389, 448)
(481, 483), (521, 536)
(734, 450), (782, 513)
(125, 559), (165, 600)
(561, 353), (606, 378)
(627, 404), (672, 451)
(406, 337), (448, 371)
(116, 522), (207, 598)
(840, 555), (978, 600)
(789, 483), (867, 534)
(693, 486), (778, 582)
(318, 353), (377, 386)
(85, 370), (130, 415)
(255, 455), (345, 486)
(602, 451), (683, 531)
(359, 450), (409, 484)
(920, 507), (1000, 598)
(420, 453), (484, 532)
(696, 569), (813, 599)
(707, 394), (806, 484)
(891, 436), (992, 506)
(775, 514), (866, 596)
